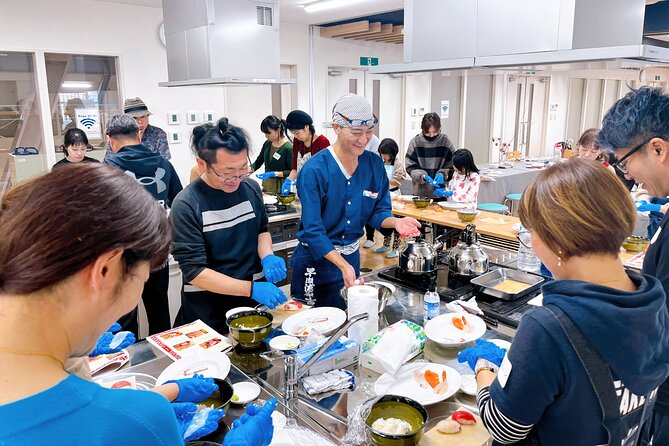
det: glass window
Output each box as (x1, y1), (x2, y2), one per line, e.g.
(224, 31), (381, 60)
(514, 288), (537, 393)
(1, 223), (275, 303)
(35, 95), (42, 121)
(45, 53), (120, 163)
(0, 51), (46, 197)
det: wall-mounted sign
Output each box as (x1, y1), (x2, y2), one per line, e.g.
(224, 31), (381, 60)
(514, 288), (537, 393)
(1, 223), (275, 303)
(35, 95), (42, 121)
(440, 100), (450, 118)
(75, 108), (101, 139)
(360, 57), (379, 66)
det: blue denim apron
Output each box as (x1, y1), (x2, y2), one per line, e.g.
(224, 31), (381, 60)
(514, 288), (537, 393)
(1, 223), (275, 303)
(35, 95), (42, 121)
(290, 244), (360, 310)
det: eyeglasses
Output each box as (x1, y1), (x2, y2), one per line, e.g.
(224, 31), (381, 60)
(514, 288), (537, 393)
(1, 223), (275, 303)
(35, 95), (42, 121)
(207, 164), (251, 184)
(612, 137), (655, 175)
(517, 230), (532, 249)
(335, 112), (378, 128)
(12, 146), (39, 155)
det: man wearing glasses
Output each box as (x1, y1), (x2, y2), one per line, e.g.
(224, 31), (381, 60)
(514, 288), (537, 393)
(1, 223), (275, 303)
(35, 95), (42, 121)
(599, 86), (669, 446)
(290, 94), (422, 309)
(106, 114), (183, 336)
(169, 118), (287, 333)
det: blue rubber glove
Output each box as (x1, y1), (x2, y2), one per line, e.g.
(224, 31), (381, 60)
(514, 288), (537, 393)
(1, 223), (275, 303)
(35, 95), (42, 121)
(434, 188), (454, 197)
(281, 178), (296, 195)
(172, 402), (225, 443)
(256, 171), (276, 180)
(457, 339), (507, 371)
(251, 282), (288, 310)
(165, 373), (218, 403)
(635, 200), (662, 213)
(261, 254), (287, 284)
(433, 173), (445, 186)
(224, 398), (278, 446)
(89, 323), (136, 357)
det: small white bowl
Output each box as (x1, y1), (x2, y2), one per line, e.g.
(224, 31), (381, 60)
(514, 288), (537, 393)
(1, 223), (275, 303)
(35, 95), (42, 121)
(269, 335), (301, 352)
(231, 381), (261, 405)
(225, 306), (255, 320)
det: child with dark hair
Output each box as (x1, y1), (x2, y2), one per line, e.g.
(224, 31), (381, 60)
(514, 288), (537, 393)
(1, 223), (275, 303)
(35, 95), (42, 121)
(448, 148), (481, 209)
(370, 138), (407, 258)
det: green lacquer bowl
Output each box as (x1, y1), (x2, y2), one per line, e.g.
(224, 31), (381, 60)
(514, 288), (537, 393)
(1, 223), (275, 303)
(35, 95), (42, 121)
(226, 310), (273, 349)
(365, 395), (428, 446)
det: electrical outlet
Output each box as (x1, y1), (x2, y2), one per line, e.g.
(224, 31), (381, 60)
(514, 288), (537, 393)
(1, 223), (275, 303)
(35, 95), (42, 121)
(167, 112), (181, 125)
(203, 111), (215, 123)
(169, 131), (182, 144)
(186, 111), (201, 125)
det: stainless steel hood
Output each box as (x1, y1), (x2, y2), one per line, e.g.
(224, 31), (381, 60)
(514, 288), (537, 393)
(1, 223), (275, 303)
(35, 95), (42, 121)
(160, 0), (294, 87)
(372, 0), (669, 75)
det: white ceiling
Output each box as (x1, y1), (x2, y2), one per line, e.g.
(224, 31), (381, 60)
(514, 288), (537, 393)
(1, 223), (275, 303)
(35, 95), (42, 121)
(91, 0), (403, 25)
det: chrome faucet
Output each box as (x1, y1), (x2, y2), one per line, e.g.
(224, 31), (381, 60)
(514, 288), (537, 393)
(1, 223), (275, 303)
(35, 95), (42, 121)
(283, 312), (370, 412)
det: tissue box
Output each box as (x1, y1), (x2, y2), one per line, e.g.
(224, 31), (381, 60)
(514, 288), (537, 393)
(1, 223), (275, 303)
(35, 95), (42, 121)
(360, 320), (425, 374)
(296, 337), (360, 377)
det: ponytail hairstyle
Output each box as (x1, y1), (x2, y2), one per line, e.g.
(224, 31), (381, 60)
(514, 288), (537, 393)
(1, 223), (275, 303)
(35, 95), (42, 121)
(191, 117), (250, 165)
(378, 138), (399, 166)
(260, 115), (287, 138)
(452, 148), (479, 179)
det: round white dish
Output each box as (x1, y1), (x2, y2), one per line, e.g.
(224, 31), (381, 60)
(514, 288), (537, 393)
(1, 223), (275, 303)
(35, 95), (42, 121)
(156, 350), (231, 385)
(396, 194), (416, 202)
(231, 381), (261, 405)
(374, 363), (462, 406)
(269, 335), (301, 352)
(424, 313), (487, 348)
(437, 201), (467, 210)
(459, 374), (477, 396)
(281, 307), (346, 338)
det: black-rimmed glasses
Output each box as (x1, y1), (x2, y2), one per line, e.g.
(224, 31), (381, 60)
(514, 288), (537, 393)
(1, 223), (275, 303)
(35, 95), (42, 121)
(335, 112), (378, 128)
(612, 137), (655, 175)
(207, 164), (251, 184)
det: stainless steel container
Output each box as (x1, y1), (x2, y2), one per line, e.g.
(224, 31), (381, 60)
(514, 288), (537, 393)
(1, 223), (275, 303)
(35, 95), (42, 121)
(446, 224), (489, 277)
(470, 267), (545, 301)
(398, 236), (445, 274)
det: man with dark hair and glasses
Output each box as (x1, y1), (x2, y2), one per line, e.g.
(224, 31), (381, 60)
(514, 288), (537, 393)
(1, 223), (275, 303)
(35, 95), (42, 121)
(106, 114), (183, 337)
(599, 86), (669, 445)
(290, 94), (421, 309)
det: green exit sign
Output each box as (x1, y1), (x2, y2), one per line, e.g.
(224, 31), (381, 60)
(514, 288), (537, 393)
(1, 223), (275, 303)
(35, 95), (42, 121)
(360, 57), (379, 66)
(655, 75), (662, 81)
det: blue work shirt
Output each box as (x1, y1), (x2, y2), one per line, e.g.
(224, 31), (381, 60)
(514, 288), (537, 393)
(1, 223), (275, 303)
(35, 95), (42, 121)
(296, 147), (394, 259)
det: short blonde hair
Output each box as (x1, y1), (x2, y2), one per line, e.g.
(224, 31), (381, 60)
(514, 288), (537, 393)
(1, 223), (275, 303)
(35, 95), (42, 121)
(518, 158), (635, 259)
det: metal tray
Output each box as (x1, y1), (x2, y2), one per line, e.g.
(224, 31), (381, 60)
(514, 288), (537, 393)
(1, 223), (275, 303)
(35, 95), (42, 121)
(470, 267), (545, 301)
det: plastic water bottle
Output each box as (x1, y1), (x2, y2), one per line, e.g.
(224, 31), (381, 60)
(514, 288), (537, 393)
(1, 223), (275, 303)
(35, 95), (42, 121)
(424, 282), (440, 322)
(517, 231), (541, 272)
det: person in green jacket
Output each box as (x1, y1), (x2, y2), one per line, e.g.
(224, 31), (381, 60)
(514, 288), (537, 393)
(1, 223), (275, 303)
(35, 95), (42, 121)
(252, 115), (293, 195)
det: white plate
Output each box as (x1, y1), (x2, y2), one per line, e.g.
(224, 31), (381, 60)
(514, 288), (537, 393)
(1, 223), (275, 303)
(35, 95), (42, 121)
(437, 201), (467, 210)
(396, 194), (416, 202)
(374, 363), (462, 406)
(459, 374), (477, 396)
(263, 195), (278, 205)
(156, 350), (231, 385)
(424, 313), (487, 347)
(231, 381), (261, 405)
(269, 335), (301, 351)
(282, 307), (346, 338)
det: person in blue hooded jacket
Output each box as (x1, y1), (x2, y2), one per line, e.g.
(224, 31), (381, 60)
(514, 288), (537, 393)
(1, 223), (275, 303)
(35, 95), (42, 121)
(459, 159), (669, 446)
(106, 114), (183, 336)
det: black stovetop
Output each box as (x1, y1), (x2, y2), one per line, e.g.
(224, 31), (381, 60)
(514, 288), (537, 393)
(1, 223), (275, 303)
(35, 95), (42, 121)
(265, 203), (298, 217)
(377, 259), (546, 328)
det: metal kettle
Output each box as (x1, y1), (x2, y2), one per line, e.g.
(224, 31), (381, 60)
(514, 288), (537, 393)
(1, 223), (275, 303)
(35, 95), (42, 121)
(398, 235), (446, 274)
(446, 224), (489, 276)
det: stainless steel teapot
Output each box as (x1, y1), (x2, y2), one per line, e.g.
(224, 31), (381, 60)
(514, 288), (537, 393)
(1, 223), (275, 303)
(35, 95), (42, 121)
(398, 235), (446, 274)
(446, 224), (489, 276)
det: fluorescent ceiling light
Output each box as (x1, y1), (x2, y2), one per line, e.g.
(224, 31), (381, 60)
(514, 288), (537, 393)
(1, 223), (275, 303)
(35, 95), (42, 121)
(304, 0), (363, 13)
(62, 81), (92, 89)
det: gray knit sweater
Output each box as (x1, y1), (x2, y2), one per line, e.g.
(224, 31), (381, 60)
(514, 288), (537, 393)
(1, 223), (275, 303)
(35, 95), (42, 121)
(405, 133), (455, 198)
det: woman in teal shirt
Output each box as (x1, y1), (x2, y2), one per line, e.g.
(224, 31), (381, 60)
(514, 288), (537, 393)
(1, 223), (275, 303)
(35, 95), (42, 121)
(252, 115), (293, 195)
(0, 164), (276, 446)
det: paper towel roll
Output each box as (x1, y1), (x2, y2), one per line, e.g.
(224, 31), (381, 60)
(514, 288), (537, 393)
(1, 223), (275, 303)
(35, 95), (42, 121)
(347, 285), (379, 345)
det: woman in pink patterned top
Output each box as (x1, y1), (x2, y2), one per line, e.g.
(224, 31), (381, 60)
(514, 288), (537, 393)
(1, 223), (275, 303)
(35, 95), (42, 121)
(448, 148), (480, 209)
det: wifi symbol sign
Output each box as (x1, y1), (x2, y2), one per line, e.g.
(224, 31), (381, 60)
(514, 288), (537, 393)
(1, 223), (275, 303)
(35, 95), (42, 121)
(80, 117), (96, 129)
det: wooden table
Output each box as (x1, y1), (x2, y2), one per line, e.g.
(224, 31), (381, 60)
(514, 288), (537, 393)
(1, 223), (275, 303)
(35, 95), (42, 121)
(393, 202), (520, 242)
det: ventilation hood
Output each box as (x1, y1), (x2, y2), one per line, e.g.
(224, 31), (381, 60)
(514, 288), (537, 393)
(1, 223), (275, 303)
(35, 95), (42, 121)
(372, 0), (669, 75)
(159, 0), (294, 87)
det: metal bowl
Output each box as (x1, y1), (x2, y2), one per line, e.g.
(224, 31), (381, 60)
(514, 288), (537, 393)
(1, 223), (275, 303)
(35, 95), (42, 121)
(456, 209), (479, 222)
(412, 197), (431, 209)
(277, 192), (296, 204)
(365, 395), (428, 446)
(340, 282), (394, 313)
(622, 236), (650, 252)
(226, 310), (273, 349)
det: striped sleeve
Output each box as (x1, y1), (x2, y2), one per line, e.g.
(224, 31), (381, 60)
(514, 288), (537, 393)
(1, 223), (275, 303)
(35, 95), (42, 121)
(477, 385), (534, 444)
